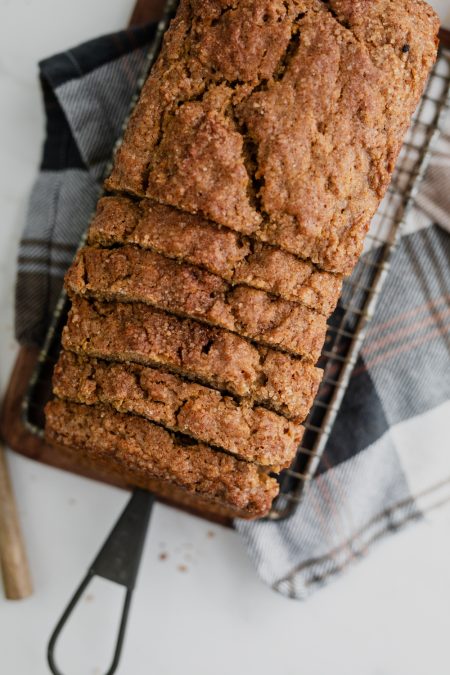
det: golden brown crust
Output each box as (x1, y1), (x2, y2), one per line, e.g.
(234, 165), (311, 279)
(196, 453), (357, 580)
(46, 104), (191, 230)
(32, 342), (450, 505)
(53, 351), (304, 469)
(88, 195), (342, 314)
(62, 297), (322, 421)
(106, 0), (439, 274)
(66, 245), (327, 359)
(45, 399), (279, 517)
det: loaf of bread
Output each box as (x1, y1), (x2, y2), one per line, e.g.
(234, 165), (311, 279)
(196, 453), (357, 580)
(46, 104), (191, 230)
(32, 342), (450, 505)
(45, 0), (439, 518)
(66, 245), (328, 358)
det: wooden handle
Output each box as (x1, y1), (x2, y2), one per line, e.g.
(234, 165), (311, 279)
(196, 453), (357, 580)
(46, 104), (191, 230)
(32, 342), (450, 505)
(0, 440), (32, 599)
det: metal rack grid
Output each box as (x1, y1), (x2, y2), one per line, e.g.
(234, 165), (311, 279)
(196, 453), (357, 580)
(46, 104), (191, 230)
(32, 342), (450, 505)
(22, 36), (450, 523)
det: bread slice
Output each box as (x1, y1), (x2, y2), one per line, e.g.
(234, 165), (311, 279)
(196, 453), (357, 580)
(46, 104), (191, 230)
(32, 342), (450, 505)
(62, 297), (322, 422)
(88, 195), (342, 314)
(66, 245), (327, 359)
(45, 399), (279, 518)
(53, 351), (304, 469)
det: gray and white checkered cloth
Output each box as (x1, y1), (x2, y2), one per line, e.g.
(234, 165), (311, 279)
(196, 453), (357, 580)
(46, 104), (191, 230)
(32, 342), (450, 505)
(15, 25), (450, 599)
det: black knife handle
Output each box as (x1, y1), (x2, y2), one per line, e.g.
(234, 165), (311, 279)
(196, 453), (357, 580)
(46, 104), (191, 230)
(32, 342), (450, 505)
(47, 489), (154, 675)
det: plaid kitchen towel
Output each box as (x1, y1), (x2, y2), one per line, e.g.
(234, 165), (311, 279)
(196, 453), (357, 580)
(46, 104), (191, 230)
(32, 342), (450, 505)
(15, 23), (450, 599)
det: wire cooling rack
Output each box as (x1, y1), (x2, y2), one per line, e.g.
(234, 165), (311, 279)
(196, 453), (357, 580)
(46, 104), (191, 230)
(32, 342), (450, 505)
(22, 29), (450, 522)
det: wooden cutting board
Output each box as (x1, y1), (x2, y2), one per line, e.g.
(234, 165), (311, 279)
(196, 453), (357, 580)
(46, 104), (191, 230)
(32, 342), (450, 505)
(1, 2), (449, 525)
(0, 0), (232, 526)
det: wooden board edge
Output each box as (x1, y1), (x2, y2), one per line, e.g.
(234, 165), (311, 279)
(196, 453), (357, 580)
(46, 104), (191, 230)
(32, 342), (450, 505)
(128, 0), (168, 26)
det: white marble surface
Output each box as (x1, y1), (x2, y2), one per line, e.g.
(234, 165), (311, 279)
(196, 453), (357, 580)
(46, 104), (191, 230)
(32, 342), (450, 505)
(0, 2), (449, 674)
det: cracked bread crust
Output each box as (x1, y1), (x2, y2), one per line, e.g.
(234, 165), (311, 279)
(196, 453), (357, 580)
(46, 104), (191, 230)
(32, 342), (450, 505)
(66, 245), (327, 359)
(45, 399), (279, 517)
(53, 351), (304, 469)
(105, 0), (438, 274)
(88, 196), (342, 315)
(62, 297), (322, 421)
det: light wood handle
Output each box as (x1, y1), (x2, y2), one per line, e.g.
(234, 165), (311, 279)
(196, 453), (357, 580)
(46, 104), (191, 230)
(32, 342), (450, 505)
(0, 440), (32, 599)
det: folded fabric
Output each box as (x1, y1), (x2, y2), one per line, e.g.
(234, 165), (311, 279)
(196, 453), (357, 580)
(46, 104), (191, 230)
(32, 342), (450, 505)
(15, 23), (450, 599)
